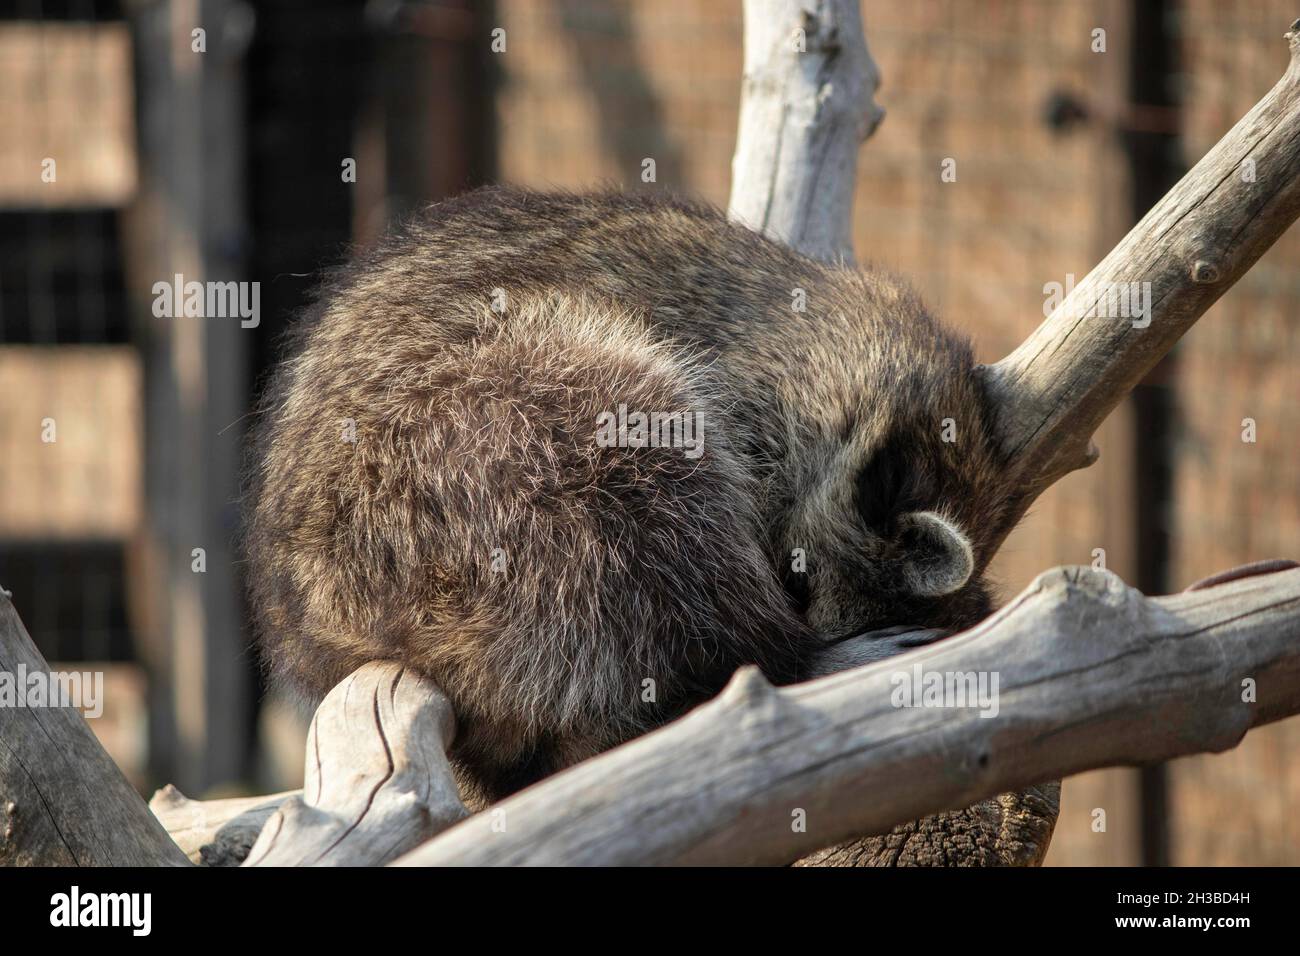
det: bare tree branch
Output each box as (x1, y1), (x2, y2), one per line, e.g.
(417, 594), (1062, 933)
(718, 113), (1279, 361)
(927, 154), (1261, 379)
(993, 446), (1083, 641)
(241, 662), (468, 867)
(0, 595), (189, 866)
(394, 564), (1300, 866)
(728, 0), (884, 262)
(980, 21), (1300, 559)
(149, 786), (297, 866)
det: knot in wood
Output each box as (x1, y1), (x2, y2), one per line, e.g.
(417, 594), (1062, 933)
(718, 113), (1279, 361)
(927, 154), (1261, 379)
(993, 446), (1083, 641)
(800, 9), (840, 51)
(1191, 259), (1220, 284)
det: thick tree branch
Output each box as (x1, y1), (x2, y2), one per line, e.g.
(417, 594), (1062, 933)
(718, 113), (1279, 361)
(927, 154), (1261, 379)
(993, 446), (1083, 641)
(729, 9), (1300, 867)
(728, 0), (884, 262)
(395, 564), (1300, 866)
(980, 21), (1300, 559)
(0, 594), (189, 866)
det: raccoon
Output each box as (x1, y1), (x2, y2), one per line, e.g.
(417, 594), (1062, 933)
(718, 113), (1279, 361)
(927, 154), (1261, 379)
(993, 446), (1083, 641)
(245, 186), (1013, 807)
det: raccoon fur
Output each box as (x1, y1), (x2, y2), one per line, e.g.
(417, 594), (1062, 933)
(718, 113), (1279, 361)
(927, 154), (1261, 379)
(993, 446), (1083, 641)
(245, 186), (1014, 807)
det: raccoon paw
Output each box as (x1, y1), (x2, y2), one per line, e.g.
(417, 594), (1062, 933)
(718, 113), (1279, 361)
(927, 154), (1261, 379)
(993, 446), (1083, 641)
(803, 625), (951, 678)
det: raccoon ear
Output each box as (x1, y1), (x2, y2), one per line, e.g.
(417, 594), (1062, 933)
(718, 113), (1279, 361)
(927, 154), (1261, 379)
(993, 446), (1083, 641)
(897, 511), (974, 597)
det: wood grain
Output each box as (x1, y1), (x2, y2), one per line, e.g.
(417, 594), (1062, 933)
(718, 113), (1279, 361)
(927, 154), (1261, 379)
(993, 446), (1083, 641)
(241, 663), (468, 867)
(0, 593), (188, 866)
(727, 0), (883, 262)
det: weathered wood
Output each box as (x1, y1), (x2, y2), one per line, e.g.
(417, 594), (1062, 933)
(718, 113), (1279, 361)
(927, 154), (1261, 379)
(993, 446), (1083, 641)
(728, 8), (1300, 869)
(149, 785), (297, 866)
(727, 0), (883, 263)
(979, 21), (1300, 558)
(242, 662), (468, 867)
(798, 626), (1061, 865)
(0, 594), (189, 866)
(395, 564), (1300, 866)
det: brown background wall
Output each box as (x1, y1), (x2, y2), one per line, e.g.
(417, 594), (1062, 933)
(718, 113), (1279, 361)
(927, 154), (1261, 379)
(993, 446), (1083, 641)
(1166, 0), (1300, 865)
(493, 0), (1299, 865)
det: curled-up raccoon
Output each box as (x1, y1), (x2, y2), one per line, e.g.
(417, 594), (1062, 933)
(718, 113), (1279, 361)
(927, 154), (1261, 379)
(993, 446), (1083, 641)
(245, 186), (1013, 806)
